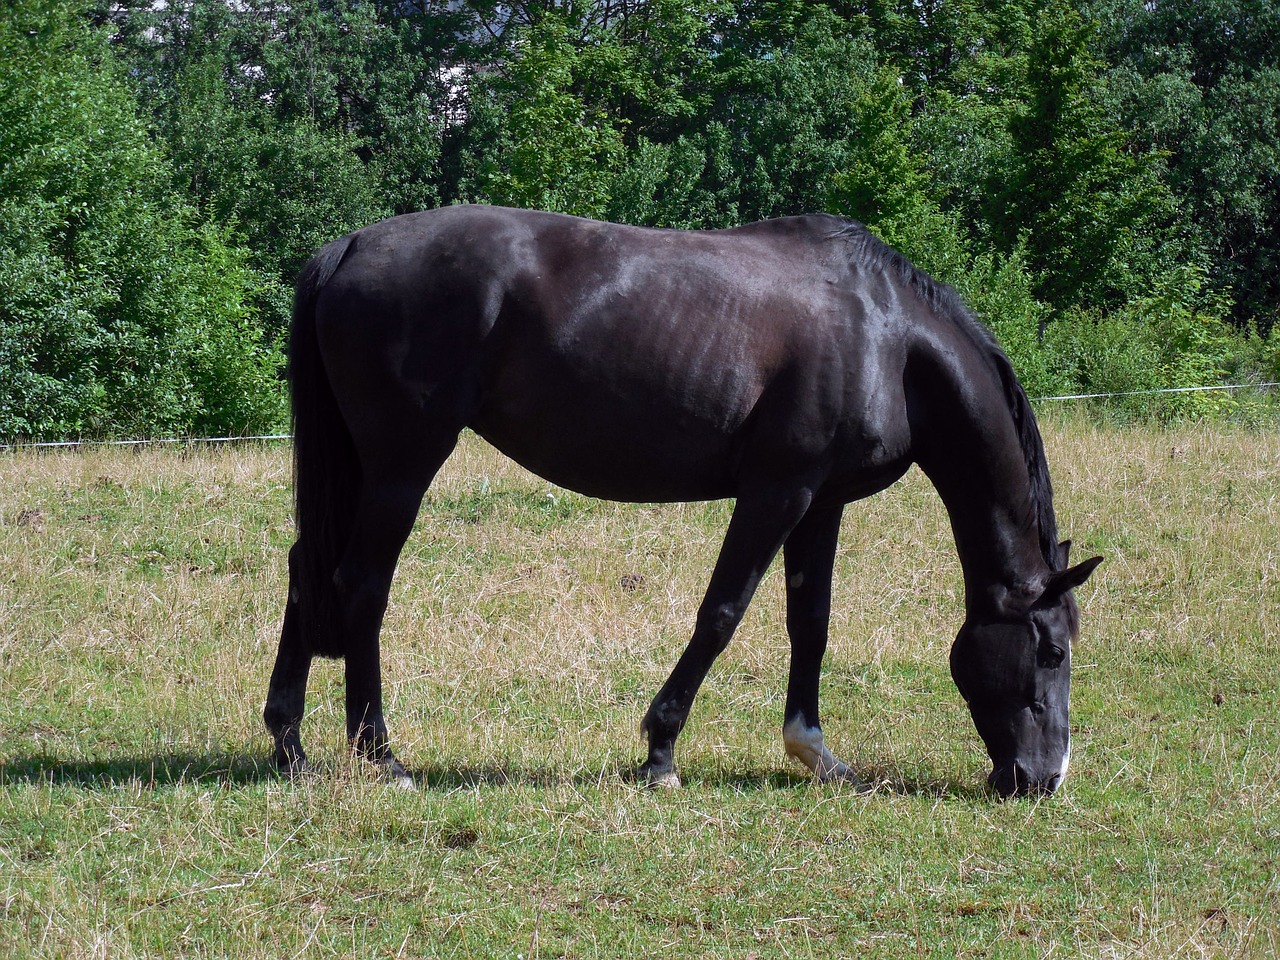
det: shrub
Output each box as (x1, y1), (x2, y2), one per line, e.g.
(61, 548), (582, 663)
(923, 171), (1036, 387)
(1040, 266), (1271, 421)
(0, 0), (285, 441)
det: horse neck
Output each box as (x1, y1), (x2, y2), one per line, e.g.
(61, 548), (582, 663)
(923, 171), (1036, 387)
(912, 361), (1053, 618)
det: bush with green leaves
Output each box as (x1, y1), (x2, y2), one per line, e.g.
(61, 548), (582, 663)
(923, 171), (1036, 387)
(1038, 267), (1276, 420)
(0, 0), (284, 441)
(3, 0), (1276, 438)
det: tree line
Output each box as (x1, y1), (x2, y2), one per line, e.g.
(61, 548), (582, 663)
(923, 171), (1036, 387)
(2, 0), (1277, 440)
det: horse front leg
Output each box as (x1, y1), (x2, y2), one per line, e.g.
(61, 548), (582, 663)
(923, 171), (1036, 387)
(780, 505), (863, 786)
(637, 486), (815, 787)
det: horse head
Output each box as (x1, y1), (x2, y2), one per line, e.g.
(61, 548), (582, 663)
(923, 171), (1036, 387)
(950, 548), (1102, 798)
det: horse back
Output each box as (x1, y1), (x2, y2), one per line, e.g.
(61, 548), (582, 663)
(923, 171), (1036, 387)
(313, 206), (918, 503)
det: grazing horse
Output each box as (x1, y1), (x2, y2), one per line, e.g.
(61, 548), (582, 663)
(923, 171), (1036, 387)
(264, 205), (1101, 798)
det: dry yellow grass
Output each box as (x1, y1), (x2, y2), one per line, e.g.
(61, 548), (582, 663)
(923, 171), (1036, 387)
(1, 419), (1277, 958)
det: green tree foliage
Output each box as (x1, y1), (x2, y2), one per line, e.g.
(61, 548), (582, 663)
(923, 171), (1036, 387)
(3, 0), (1276, 437)
(1041, 267), (1248, 419)
(988, 0), (1181, 312)
(1090, 0), (1280, 333)
(460, 14), (626, 216)
(110, 0), (429, 333)
(0, 0), (283, 441)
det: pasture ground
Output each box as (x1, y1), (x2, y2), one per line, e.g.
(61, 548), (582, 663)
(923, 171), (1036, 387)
(1, 417), (1277, 958)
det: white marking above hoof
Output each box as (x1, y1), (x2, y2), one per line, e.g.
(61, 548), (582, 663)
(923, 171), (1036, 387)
(783, 718), (867, 789)
(641, 769), (682, 790)
(376, 759), (416, 790)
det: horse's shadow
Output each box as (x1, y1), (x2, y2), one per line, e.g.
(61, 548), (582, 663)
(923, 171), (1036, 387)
(0, 752), (280, 789)
(0, 752), (987, 800)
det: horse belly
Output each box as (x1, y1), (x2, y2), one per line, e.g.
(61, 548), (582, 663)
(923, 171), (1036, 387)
(471, 387), (742, 504)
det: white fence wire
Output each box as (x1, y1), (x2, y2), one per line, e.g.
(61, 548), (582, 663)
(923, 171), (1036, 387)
(1, 382), (1277, 451)
(1031, 381), (1280, 402)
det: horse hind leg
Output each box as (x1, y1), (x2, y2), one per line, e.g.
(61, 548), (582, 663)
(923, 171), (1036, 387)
(265, 472), (435, 785)
(265, 544), (314, 774)
(335, 440), (458, 787)
(267, 415), (460, 785)
(780, 504), (864, 787)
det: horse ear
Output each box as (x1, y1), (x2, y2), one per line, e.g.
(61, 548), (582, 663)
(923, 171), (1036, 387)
(1058, 540), (1072, 565)
(1043, 555), (1103, 603)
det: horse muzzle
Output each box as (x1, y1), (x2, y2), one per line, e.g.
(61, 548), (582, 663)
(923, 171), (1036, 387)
(988, 760), (1065, 799)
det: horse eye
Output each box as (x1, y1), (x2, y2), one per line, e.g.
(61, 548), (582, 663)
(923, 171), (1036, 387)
(1038, 643), (1066, 668)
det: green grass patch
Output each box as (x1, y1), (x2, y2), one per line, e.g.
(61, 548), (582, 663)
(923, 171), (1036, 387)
(1, 424), (1277, 957)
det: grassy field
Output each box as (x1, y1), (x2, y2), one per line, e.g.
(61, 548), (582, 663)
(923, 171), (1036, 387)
(1, 417), (1277, 958)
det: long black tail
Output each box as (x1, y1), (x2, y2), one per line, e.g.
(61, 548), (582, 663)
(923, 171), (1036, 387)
(289, 233), (359, 658)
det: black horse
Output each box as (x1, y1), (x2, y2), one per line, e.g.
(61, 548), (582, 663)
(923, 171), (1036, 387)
(264, 205), (1101, 798)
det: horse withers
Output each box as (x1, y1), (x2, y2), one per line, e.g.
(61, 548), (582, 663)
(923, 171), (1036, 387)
(263, 205), (1101, 798)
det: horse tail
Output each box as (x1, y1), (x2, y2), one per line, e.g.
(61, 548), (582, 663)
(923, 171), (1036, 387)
(289, 233), (359, 658)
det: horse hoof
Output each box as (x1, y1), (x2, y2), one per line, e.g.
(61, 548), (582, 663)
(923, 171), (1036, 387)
(817, 767), (872, 792)
(380, 759), (416, 790)
(278, 758), (319, 781)
(630, 764), (682, 789)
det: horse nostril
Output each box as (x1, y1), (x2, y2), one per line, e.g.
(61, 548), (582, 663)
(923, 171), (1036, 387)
(989, 765), (1020, 799)
(1012, 760), (1031, 793)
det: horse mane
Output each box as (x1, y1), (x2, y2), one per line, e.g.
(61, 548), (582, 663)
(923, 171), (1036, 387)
(830, 219), (1063, 571)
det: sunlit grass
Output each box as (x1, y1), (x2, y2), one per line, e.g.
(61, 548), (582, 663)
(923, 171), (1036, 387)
(1, 421), (1277, 957)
